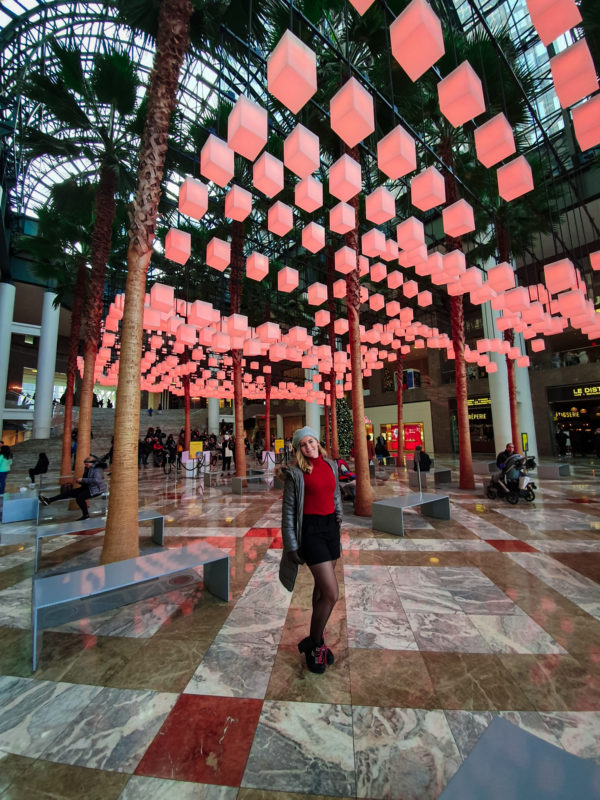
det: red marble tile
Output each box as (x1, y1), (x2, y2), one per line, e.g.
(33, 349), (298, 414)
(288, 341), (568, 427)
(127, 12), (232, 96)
(244, 527), (281, 537)
(485, 539), (538, 553)
(135, 694), (263, 785)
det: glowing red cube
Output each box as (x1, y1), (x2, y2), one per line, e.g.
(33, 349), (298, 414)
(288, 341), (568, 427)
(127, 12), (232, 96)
(330, 77), (374, 148)
(307, 281), (327, 305)
(329, 201), (355, 234)
(390, 0), (444, 82)
(295, 176), (323, 212)
(267, 201), (293, 236)
(206, 237), (230, 272)
(487, 262), (515, 292)
(328, 154), (361, 201)
(178, 177), (208, 220)
(377, 124), (416, 179)
(544, 258), (575, 294)
(165, 228), (190, 265)
(277, 267), (299, 293)
(314, 309), (330, 327)
(361, 228), (387, 258)
(550, 40), (598, 108)
(572, 94), (600, 152)
(403, 280), (419, 298)
(246, 252), (269, 281)
(335, 246), (356, 275)
(590, 251), (600, 271)
(302, 222), (325, 253)
(267, 30), (317, 114)
(497, 156), (534, 201)
(410, 166), (445, 210)
(365, 186), (395, 224)
(442, 199), (475, 237)
(369, 293), (385, 311)
(527, 0), (582, 46)
(396, 216), (424, 250)
(333, 279), (347, 298)
(150, 283), (174, 313)
(334, 318), (349, 334)
(348, 0), (375, 12)
(224, 184), (252, 221)
(200, 134), (234, 187)
(370, 262), (387, 282)
(284, 124), (320, 178)
(386, 300), (401, 316)
(417, 290), (432, 307)
(387, 270), (403, 289)
(227, 95), (267, 161)
(474, 113), (516, 168)
(438, 61), (486, 127)
(253, 152), (284, 197)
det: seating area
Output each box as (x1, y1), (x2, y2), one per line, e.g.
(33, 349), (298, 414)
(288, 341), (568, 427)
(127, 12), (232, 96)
(372, 491), (451, 536)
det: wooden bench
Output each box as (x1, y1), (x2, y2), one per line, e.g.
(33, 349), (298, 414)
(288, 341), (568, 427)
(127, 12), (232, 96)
(408, 468), (452, 489)
(31, 540), (229, 670)
(372, 492), (451, 536)
(34, 509), (164, 572)
(231, 471), (268, 494)
(536, 462), (571, 479)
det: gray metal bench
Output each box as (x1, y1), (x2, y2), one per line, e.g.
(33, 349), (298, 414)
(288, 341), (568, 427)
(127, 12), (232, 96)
(536, 462), (571, 479)
(203, 471), (221, 487)
(372, 492), (451, 536)
(31, 540), (229, 670)
(34, 509), (164, 572)
(231, 471), (267, 494)
(408, 468), (452, 489)
(2, 490), (40, 524)
(473, 461), (498, 475)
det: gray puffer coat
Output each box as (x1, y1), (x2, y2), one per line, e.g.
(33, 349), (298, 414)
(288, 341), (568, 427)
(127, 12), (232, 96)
(279, 458), (343, 591)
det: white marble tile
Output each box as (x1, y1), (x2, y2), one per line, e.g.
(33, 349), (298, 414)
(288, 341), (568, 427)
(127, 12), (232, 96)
(407, 612), (491, 653)
(183, 640), (276, 699)
(118, 776), (237, 799)
(469, 614), (567, 654)
(450, 506), (516, 540)
(348, 610), (418, 650)
(538, 711), (600, 763)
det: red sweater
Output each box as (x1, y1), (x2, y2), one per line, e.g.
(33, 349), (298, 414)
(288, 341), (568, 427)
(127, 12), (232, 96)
(303, 456), (335, 515)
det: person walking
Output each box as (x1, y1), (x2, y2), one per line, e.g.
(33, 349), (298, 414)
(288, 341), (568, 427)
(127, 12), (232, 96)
(40, 456), (107, 520)
(221, 434), (233, 473)
(279, 426), (343, 674)
(0, 445), (13, 494)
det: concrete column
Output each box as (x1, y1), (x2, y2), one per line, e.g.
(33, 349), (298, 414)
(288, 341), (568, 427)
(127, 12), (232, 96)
(0, 283), (16, 438)
(305, 400), (321, 435)
(514, 332), (539, 458)
(276, 413), (284, 439)
(208, 396), (219, 435)
(481, 300), (513, 454)
(33, 290), (60, 439)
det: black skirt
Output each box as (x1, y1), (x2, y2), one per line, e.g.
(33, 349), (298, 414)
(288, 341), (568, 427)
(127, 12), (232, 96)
(300, 513), (341, 566)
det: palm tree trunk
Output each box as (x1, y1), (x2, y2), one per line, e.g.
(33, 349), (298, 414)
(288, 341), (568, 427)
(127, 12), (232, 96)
(396, 353), (404, 468)
(75, 163), (116, 478)
(345, 155), (373, 516)
(61, 259), (87, 480)
(264, 372), (271, 453)
(102, 0), (192, 565)
(440, 135), (474, 490)
(326, 247), (339, 459)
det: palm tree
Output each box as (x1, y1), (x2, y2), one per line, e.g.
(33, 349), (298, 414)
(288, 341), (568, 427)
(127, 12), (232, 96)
(21, 43), (140, 479)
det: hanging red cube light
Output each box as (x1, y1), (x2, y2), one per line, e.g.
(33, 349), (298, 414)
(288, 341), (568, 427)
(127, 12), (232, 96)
(295, 176), (323, 212)
(329, 154), (361, 201)
(390, 0), (445, 82)
(442, 199), (475, 237)
(370, 262), (387, 282)
(474, 113), (516, 167)
(572, 94), (600, 152)
(410, 165), (446, 210)
(550, 39), (598, 109)
(544, 258), (576, 294)
(267, 29), (317, 114)
(330, 76), (375, 148)
(497, 156), (534, 201)
(403, 280), (419, 298)
(377, 124), (417, 179)
(334, 318), (349, 334)
(200, 134), (234, 187)
(315, 310), (330, 327)
(329, 201), (356, 234)
(284, 124), (320, 178)
(246, 252), (269, 281)
(178, 177), (208, 220)
(362, 228), (387, 258)
(150, 283), (175, 313)
(369, 293), (385, 311)
(335, 246), (357, 275)
(165, 228), (191, 265)
(278, 266), (299, 293)
(224, 184), (252, 221)
(438, 61), (486, 127)
(590, 251), (600, 272)
(365, 186), (396, 224)
(227, 94), (267, 161)
(487, 262), (515, 292)
(387, 270), (403, 289)
(302, 222), (325, 253)
(206, 237), (230, 272)
(396, 216), (424, 250)
(307, 281), (327, 305)
(348, 0), (375, 13)
(527, 0), (582, 46)
(418, 290), (432, 307)
(333, 279), (346, 298)
(253, 152), (284, 197)
(267, 201), (293, 236)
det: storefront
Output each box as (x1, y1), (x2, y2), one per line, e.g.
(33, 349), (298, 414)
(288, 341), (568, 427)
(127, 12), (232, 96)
(547, 383), (600, 456)
(449, 395), (494, 454)
(364, 401), (433, 457)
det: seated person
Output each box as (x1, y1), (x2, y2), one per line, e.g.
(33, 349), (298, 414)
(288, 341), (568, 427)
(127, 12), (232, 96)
(40, 456), (107, 521)
(496, 442), (515, 469)
(413, 445), (431, 472)
(29, 452), (49, 485)
(337, 458), (355, 482)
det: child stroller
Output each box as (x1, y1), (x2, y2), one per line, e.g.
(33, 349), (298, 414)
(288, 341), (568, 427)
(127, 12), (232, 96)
(487, 454), (537, 504)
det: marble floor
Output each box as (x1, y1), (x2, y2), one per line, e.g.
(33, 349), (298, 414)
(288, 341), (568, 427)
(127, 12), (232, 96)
(0, 457), (599, 799)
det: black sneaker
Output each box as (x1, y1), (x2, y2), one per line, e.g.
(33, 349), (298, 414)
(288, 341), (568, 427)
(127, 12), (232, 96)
(39, 496), (50, 506)
(77, 515), (90, 521)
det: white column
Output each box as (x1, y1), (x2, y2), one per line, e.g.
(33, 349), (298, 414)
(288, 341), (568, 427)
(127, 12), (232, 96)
(33, 290), (60, 439)
(514, 332), (539, 458)
(305, 400), (321, 436)
(208, 396), (219, 435)
(481, 300), (513, 454)
(276, 414), (284, 439)
(0, 283), (16, 438)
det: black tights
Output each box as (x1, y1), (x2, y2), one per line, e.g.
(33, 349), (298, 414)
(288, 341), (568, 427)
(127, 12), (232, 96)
(308, 559), (338, 645)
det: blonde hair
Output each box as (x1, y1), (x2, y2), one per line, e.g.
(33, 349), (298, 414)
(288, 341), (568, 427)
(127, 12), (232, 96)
(295, 442), (327, 473)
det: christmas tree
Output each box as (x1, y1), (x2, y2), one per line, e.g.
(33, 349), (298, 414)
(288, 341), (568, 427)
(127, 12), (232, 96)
(336, 396), (353, 458)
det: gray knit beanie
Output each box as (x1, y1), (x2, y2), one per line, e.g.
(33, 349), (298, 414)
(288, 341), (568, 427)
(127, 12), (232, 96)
(291, 426), (320, 450)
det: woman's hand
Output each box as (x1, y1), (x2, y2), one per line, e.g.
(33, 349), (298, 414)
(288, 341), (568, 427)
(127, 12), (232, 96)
(288, 550), (303, 565)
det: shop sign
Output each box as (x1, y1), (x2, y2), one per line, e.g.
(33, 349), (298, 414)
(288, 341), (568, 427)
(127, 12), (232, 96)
(403, 423), (423, 451)
(547, 384), (600, 402)
(467, 396), (491, 407)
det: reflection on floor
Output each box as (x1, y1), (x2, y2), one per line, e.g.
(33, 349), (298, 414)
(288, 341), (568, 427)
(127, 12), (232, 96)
(0, 457), (599, 799)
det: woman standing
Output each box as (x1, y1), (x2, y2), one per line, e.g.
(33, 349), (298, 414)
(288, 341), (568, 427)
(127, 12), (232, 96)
(0, 445), (13, 494)
(279, 427), (343, 674)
